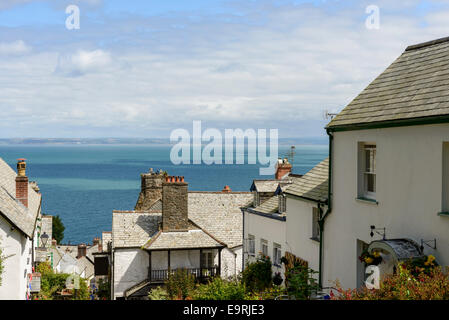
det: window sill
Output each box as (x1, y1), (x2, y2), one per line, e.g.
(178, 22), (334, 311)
(310, 237), (320, 243)
(438, 212), (449, 217)
(356, 197), (379, 205)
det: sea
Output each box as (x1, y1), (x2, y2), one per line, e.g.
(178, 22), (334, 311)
(0, 144), (328, 244)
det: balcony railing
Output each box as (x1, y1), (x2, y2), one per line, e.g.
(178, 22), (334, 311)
(149, 267), (219, 283)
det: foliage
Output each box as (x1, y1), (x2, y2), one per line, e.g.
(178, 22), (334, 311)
(403, 255), (438, 277)
(285, 263), (319, 300)
(148, 286), (169, 300)
(34, 262), (89, 300)
(94, 278), (110, 300)
(245, 286), (287, 300)
(52, 215), (65, 244)
(165, 268), (196, 300)
(242, 254), (273, 292)
(193, 277), (246, 300)
(0, 243), (4, 286)
(334, 262), (449, 300)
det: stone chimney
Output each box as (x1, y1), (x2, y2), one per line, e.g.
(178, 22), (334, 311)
(222, 185), (231, 193)
(275, 158), (292, 180)
(162, 176), (188, 232)
(51, 239), (57, 247)
(135, 168), (165, 211)
(16, 158), (28, 208)
(77, 244), (87, 258)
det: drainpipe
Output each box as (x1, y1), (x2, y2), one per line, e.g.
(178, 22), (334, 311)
(318, 129), (333, 289)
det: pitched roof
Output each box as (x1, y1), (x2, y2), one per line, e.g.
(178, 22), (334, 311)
(251, 180), (283, 193)
(252, 196), (279, 214)
(327, 37), (449, 129)
(284, 158), (329, 202)
(143, 229), (223, 250)
(0, 158), (41, 238)
(187, 192), (253, 248)
(112, 211), (161, 248)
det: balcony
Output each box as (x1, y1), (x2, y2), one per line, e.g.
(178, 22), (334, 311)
(149, 267), (219, 283)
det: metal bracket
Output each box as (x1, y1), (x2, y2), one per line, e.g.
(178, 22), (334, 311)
(420, 238), (437, 251)
(370, 225), (386, 240)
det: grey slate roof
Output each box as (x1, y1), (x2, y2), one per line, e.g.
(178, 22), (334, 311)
(143, 229), (223, 250)
(187, 192), (253, 249)
(251, 180), (283, 193)
(0, 158), (41, 238)
(252, 196), (279, 214)
(284, 158), (329, 202)
(112, 211), (161, 248)
(327, 37), (449, 129)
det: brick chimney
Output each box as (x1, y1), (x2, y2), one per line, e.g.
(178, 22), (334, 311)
(275, 158), (292, 180)
(93, 237), (100, 246)
(135, 168), (165, 211)
(222, 185), (231, 193)
(16, 158), (28, 208)
(77, 244), (87, 258)
(162, 176), (188, 232)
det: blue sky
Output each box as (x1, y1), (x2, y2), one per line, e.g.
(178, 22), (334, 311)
(1, 0), (449, 138)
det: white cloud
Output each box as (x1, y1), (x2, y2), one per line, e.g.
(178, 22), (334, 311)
(0, 40), (31, 55)
(55, 49), (115, 76)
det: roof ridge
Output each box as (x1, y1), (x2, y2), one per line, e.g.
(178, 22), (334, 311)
(405, 36), (449, 52)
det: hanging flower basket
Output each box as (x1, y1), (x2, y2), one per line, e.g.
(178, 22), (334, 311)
(359, 249), (382, 266)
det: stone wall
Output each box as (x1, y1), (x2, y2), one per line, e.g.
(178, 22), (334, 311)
(162, 177), (188, 232)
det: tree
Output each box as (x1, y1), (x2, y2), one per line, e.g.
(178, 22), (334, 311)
(52, 215), (65, 244)
(241, 254), (273, 293)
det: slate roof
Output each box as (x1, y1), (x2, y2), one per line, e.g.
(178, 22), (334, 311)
(284, 158), (329, 202)
(251, 180), (283, 193)
(327, 37), (449, 129)
(187, 192), (253, 249)
(112, 211), (161, 248)
(252, 196), (279, 214)
(143, 229), (223, 250)
(0, 158), (41, 238)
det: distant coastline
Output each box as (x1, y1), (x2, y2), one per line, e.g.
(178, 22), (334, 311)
(0, 137), (328, 146)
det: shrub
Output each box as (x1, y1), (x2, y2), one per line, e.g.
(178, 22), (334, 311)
(242, 254), (273, 293)
(148, 286), (169, 300)
(165, 268), (195, 300)
(334, 263), (449, 300)
(285, 263), (318, 300)
(193, 277), (246, 300)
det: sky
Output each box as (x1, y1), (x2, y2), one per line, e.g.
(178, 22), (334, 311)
(1, 0), (449, 138)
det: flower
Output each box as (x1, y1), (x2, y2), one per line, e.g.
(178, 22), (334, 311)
(373, 251), (381, 258)
(365, 257), (374, 264)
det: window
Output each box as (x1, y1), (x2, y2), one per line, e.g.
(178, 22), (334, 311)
(359, 143), (376, 200)
(261, 239), (268, 256)
(312, 207), (320, 241)
(273, 243), (282, 266)
(278, 195), (286, 213)
(443, 142), (449, 212)
(247, 234), (255, 256)
(201, 251), (214, 268)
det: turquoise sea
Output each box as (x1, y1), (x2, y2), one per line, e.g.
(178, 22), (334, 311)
(0, 144), (328, 244)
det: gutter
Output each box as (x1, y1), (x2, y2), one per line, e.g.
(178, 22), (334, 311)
(318, 129), (333, 289)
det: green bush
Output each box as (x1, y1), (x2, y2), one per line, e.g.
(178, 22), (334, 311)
(285, 263), (318, 300)
(242, 254), (273, 293)
(334, 262), (449, 300)
(193, 277), (246, 300)
(165, 268), (195, 300)
(148, 286), (168, 300)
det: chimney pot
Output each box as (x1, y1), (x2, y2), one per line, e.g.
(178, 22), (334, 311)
(222, 185), (231, 193)
(77, 244), (87, 258)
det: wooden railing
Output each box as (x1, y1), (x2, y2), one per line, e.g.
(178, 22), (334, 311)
(149, 267), (219, 282)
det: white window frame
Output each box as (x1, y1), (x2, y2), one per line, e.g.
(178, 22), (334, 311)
(247, 234), (255, 256)
(261, 239), (268, 257)
(273, 243), (282, 266)
(359, 143), (377, 200)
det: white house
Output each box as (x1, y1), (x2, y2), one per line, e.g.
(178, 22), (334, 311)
(111, 170), (252, 299)
(321, 36), (449, 290)
(0, 158), (42, 300)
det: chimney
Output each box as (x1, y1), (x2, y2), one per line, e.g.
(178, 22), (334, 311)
(16, 159), (28, 208)
(93, 237), (100, 246)
(77, 244), (87, 258)
(222, 185), (231, 193)
(51, 239), (57, 247)
(275, 158), (292, 180)
(135, 168), (165, 211)
(162, 176), (188, 232)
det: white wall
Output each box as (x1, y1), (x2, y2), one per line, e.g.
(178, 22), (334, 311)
(324, 123), (449, 290)
(113, 248), (149, 299)
(285, 197), (324, 273)
(0, 215), (32, 300)
(243, 211), (286, 278)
